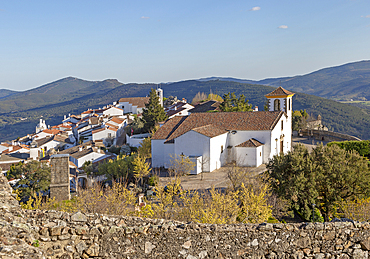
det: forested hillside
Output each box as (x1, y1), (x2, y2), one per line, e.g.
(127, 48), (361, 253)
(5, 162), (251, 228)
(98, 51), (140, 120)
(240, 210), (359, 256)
(0, 78), (369, 141)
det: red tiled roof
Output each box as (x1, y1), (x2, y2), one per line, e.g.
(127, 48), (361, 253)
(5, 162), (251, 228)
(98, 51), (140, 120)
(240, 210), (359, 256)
(236, 138), (264, 148)
(192, 125), (227, 138)
(118, 97), (150, 108)
(110, 117), (125, 124)
(105, 106), (123, 111)
(153, 111), (285, 142)
(265, 86), (294, 97)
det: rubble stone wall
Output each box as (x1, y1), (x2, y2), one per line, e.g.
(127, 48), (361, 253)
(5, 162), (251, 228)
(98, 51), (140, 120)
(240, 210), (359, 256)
(2, 174), (370, 259)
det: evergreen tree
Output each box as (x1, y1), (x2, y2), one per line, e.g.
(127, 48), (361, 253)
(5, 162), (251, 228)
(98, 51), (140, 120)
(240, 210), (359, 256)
(7, 161), (51, 200)
(142, 88), (168, 132)
(266, 144), (370, 221)
(219, 92), (252, 112)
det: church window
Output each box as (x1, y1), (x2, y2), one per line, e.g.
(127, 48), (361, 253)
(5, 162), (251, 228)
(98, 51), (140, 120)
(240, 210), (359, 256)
(274, 99), (280, 111)
(288, 99), (291, 111)
(221, 145), (224, 153)
(281, 120), (283, 130)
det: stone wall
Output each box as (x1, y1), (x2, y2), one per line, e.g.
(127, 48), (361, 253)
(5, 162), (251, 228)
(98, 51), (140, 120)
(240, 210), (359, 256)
(300, 129), (361, 142)
(2, 174), (370, 259)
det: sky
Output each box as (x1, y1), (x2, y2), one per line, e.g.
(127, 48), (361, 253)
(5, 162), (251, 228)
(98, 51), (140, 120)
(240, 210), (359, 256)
(1, 0), (370, 91)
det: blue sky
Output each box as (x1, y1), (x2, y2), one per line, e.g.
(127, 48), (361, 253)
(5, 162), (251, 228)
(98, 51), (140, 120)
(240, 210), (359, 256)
(1, 0), (370, 91)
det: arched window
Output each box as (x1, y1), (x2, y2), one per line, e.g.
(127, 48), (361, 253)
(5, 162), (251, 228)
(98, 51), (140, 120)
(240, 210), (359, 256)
(274, 99), (280, 111)
(288, 98), (291, 111)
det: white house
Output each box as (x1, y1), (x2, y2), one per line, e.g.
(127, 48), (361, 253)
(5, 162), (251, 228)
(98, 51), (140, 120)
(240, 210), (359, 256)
(103, 106), (124, 117)
(92, 126), (118, 146)
(165, 101), (194, 119)
(151, 87), (294, 173)
(117, 97), (149, 114)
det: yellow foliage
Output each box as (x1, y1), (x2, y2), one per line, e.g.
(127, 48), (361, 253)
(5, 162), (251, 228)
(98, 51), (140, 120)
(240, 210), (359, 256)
(238, 183), (272, 223)
(337, 197), (370, 222)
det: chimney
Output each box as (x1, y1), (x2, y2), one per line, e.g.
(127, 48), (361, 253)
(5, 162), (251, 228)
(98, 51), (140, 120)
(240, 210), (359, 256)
(64, 115), (66, 120)
(79, 146), (83, 152)
(254, 106), (258, 112)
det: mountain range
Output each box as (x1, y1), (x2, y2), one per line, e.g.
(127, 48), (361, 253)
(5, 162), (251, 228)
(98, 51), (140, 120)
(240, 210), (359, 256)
(0, 60), (369, 141)
(199, 60), (370, 102)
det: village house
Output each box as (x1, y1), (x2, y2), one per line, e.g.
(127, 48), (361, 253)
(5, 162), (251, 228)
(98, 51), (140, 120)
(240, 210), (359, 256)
(151, 87), (294, 173)
(165, 100), (194, 119)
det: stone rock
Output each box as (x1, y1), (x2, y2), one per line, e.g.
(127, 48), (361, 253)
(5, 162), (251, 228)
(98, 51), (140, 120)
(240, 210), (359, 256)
(86, 243), (99, 257)
(353, 249), (368, 259)
(183, 240), (192, 249)
(76, 241), (87, 254)
(186, 255), (197, 259)
(199, 250), (208, 259)
(251, 239), (259, 246)
(145, 241), (155, 254)
(71, 212), (87, 222)
(361, 237), (370, 251)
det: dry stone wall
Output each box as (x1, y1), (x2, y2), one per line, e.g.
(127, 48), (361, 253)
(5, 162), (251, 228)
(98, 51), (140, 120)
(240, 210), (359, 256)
(2, 174), (370, 259)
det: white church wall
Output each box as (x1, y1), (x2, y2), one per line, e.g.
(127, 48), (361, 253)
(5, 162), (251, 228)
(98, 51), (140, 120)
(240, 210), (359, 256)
(209, 132), (228, 172)
(235, 145), (263, 167)
(228, 130), (271, 163)
(174, 131), (211, 171)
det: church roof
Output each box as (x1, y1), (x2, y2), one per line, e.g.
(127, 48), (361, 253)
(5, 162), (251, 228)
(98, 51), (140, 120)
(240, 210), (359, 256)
(153, 111), (285, 142)
(265, 86), (294, 97)
(192, 125), (228, 138)
(236, 138), (264, 148)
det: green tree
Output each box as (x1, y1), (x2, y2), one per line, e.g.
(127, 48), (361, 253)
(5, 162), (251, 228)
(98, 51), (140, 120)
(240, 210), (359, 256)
(7, 161), (51, 200)
(219, 92), (252, 112)
(142, 88), (168, 132)
(96, 155), (135, 181)
(266, 144), (370, 221)
(292, 109), (308, 131)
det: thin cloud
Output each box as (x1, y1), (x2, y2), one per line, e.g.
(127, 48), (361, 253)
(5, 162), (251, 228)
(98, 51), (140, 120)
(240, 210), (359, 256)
(361, 15), (370, 18)
(141, 16), (150, 19)
(249, 6), (261, 11)
(278, 25), (288, 29)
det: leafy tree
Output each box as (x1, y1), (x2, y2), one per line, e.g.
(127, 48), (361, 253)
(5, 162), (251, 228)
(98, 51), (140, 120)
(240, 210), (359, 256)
(7, 161), (51, 200)
(191, 92), (208, 104)
(137, 136), (152, 159)
(207, 93), (223, 102)
(168, 154), (195, 177)
(142, 88), (168, 132)
(292, 109), (309, 131)
(219, 92), (252, 112)
(132, 154), (151, 186)
(266, 144), (370, 221)
(96, 155), (135, 181)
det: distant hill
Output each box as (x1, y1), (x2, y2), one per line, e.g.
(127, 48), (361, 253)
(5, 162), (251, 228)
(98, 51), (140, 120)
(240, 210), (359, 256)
(0, 89), (18, 99)
(199, 60), (370, 101)
(0, 78), (369, 141)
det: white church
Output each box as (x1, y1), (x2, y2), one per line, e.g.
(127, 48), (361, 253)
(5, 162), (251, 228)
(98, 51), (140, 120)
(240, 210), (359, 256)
(151, 87), (295, 174)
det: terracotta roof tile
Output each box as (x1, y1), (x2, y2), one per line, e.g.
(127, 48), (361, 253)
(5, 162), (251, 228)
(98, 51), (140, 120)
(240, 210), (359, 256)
(118, 97), (150, 108)
(192, 125), (227, 138)
(265, 86), (294, 97)
(153, 111), (285, 142)
(110, 117), (125, 124)
(236, 138), (264, 148)
(152, 116), (186, 140)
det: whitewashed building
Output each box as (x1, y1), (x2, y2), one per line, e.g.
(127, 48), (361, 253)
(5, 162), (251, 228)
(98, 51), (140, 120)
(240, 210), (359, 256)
(151, 87), (294, 173)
